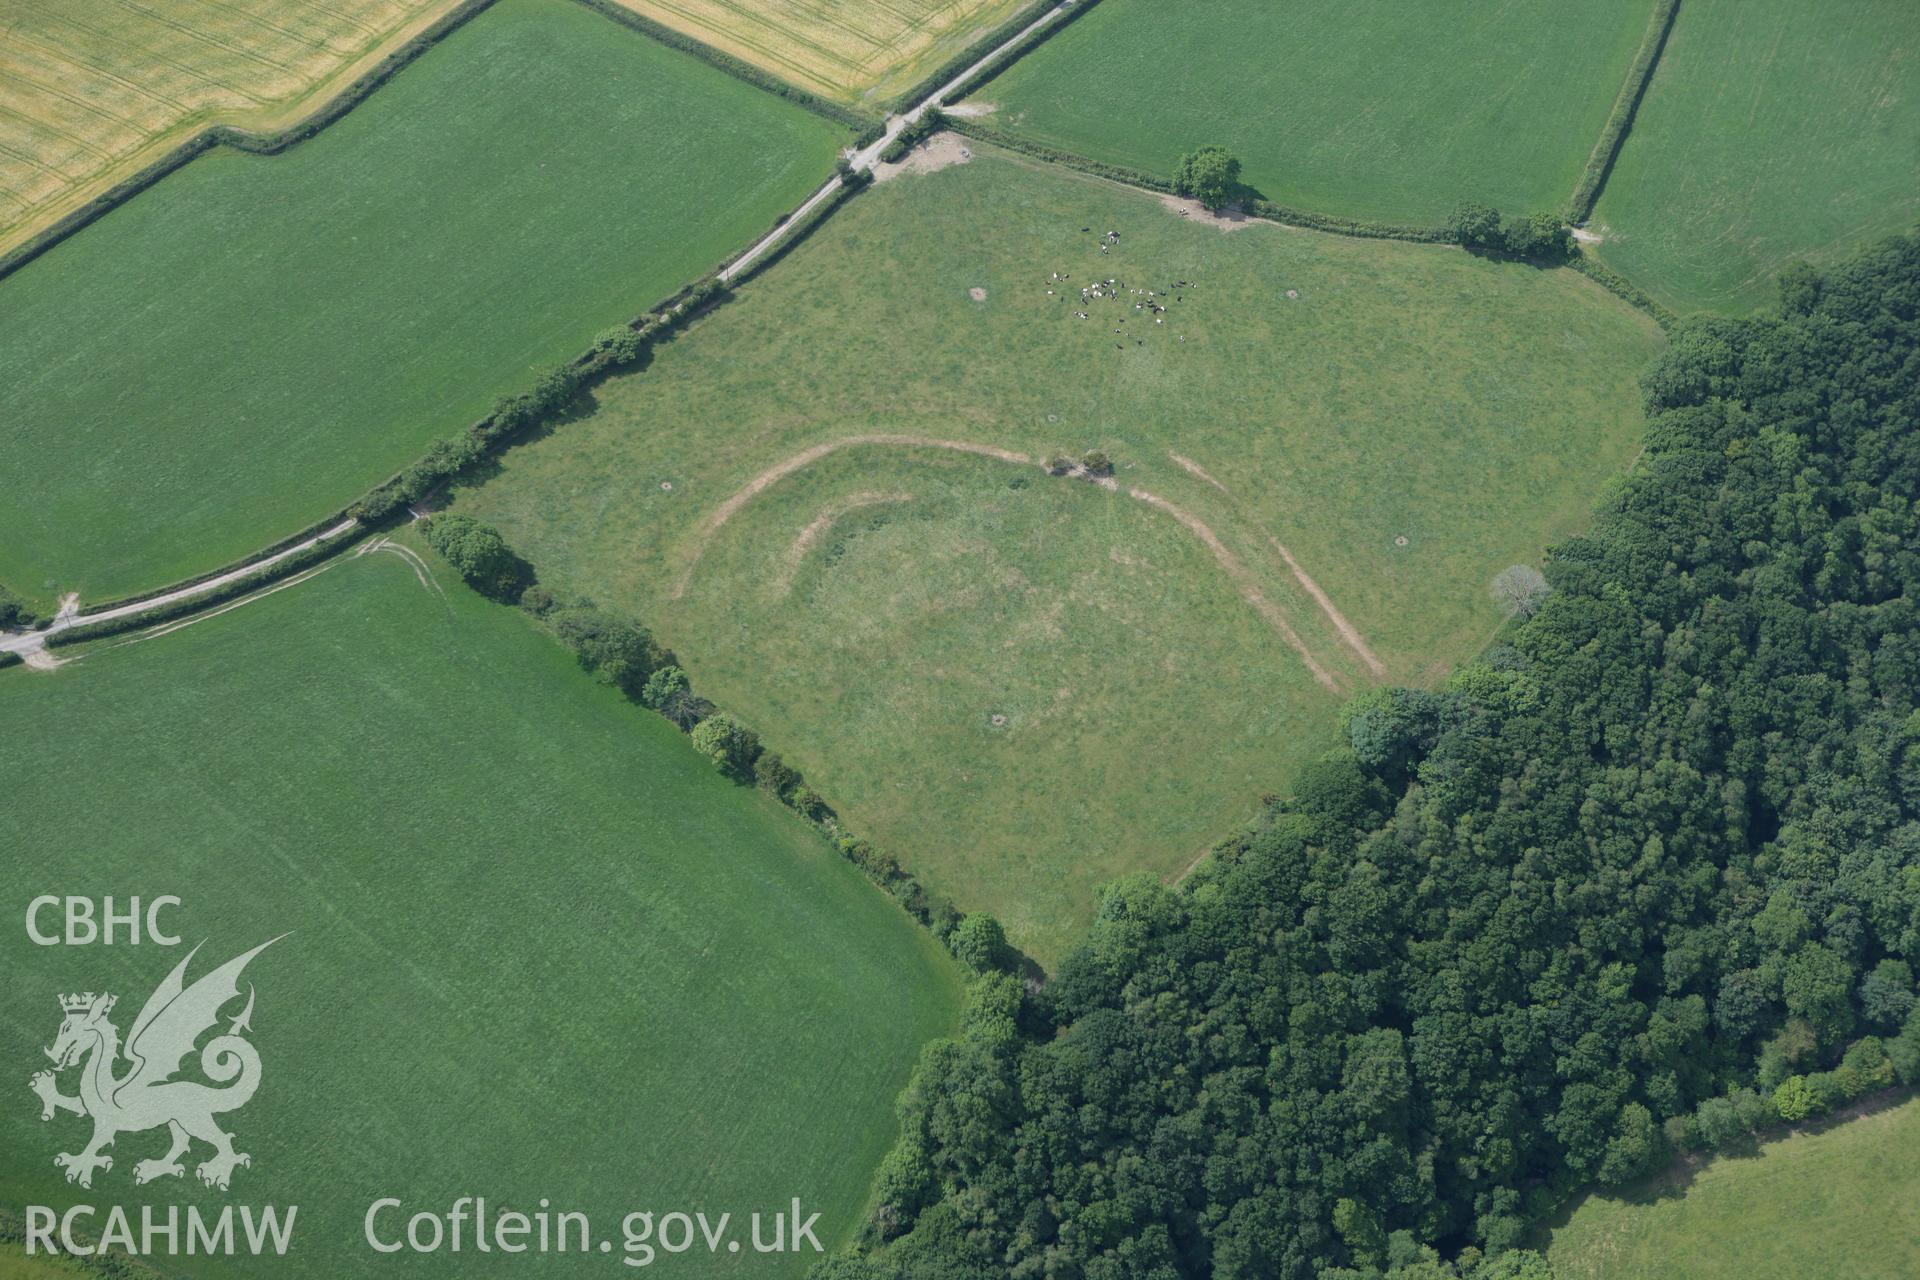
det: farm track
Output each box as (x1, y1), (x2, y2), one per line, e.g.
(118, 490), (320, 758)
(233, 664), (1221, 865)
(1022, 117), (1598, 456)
(4, 0), (1392, 695)
(0, 0), (1081, 657)
(673, 433), (1356, 695)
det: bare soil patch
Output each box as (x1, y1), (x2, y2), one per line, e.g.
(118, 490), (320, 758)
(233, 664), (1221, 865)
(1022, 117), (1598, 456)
(1158, 194), (1254, 231)
(969, 287), (989, 301)
(871, 132), (974, 184)
(1167, 450), (1231, 495)
(675, 435), (1032, 595)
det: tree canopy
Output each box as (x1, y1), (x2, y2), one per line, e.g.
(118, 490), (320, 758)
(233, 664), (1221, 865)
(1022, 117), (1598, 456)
(854, 234), (1920, 1278)
(1173, 146), (1242, 212)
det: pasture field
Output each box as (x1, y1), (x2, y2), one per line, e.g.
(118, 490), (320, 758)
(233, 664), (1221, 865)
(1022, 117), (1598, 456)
(963, 0), (1658, 226)
(0, 0), (460, 259)
(1589, 0), (1920, 314)
(0, 0), (846, 612)
(614, 0), (1034, 106)
(0, 535), (962, 1279)
(0, 1242), (87, 1280)
(450, 146), (1661, 963)
(1545, 1096), (1920, 1279)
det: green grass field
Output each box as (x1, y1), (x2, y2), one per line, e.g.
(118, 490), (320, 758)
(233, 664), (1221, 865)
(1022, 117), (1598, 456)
(0, 537), (961, 1279)
(450, 146), (1661, 963)
(0, 0), (846, 611)
(1545, 1096), (1920, 1278)
(1589, 0), (1920, 314)
(0, 1242), (89, 1280)
(965, 0), (1657, 226)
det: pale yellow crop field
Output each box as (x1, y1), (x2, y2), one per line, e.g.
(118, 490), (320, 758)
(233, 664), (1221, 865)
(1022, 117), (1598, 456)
(0, 0), (463, 256)
(617, 0), (1034, 105)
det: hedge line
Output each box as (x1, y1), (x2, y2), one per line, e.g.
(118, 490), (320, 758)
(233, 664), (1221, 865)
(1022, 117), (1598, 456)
(882, 0), (1067, 115)
(1568, 0), (1682, 223)
(569, 0), (875, 132)
(725, 177), (859, 287)
(53, 200), (754, 639)
(75, 510), (359, 617)
(0, 651), (20, 672)
(1570, 248), (1676, 329)
(943, 120), (1450, 244)
(1241, 196), (1450, 245)
(0, 1208), (164, 1278)
(467, 556), (1002, 967)
(941, 0), (1109, 106)
(878, 110), (949, 164)
(44, 529), (368, 649)
(0, 0), (498, 286)
(0, 0), (875, 288)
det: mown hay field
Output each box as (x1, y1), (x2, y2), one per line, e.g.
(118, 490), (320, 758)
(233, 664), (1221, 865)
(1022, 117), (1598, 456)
(0, 534), (962, 1280)
(0, 0), (463, 258)
(964, 0), (1658, 226)
(1545, 1096), (1920, 1279)
(615, 0), (1035, 106)
(1590, 0), (1920, 314)
(451, 146), (1662, 964)
(0, 0), (847, 611)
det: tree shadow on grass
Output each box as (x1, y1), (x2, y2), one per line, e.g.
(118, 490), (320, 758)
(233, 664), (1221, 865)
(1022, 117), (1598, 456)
(1527, 1085), (1915, 1248)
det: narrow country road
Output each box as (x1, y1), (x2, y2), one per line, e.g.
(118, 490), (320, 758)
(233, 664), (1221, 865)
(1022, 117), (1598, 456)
(722, 0), (1080, 282)
(0, 518), (357, 661)
(4, 0), (1079, 651)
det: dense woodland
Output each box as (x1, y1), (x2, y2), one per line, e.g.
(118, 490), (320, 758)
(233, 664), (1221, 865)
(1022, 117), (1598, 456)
(829, 233), (1920, 1278)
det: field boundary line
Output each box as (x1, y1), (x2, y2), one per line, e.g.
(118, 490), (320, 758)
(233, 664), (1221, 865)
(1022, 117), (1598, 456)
(942, 119), (1452, 245)
(1567, 0), (1682, 224)
(0, 518), (363, 657)
(0, 0), (876, 288)
(570, 0), (876, 132)
(881, 0), (1088, 114)
(0, 0), (499, 285)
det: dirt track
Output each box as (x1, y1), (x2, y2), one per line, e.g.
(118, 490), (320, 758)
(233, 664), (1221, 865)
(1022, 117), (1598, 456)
(673, 435), (1032, 596)
(1126, 488), (1340, 694)
(675, 432), (1344, 693)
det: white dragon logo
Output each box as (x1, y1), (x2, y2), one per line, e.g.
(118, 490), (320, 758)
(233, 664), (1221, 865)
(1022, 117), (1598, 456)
(29, 937), (283, 1191)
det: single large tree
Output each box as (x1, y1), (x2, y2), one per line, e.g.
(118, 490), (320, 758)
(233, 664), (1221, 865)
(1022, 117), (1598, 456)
(1173, 145), (1241, 212)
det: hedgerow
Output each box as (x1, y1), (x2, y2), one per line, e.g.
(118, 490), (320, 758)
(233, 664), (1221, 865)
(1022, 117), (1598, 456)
(877, 110), (950, 165)
(569, 0), (874, 133)
(943, 120), (1451, 245)
(0, 586), (39, 630)
(847, 233), (1920, 1277)
(0, 0), (497, 287)
(417, 511), (991, 963)
(1567, 0), (1682, 223)
(1569, 248), (1676, 329)
(45, 529), (365, 649)
(880, 0), (1065, 115)
(938, 0), (1112, 106)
